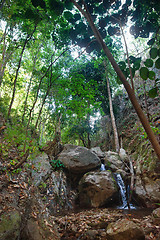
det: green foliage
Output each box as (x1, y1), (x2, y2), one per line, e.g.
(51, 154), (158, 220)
(50, 159), (64, 170)
(140, 67), (149, 80)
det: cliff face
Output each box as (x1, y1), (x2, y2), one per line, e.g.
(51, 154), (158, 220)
(114, 94), (160, 174)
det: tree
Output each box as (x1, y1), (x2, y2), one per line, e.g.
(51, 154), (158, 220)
(104, 60), (120, 153)
(60, 0), (160, 160)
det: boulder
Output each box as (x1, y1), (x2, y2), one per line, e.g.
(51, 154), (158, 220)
(91, 147), (105, 159)
(58, 144), (101, 173)
(106, 218), (145, 240)
(31, 153), (52, 186)
(105, 151), (124, 172)
(0, 210), (21, 240)
(152, 207), (160, 224)
(135, 175), (160, 206)
(21, 218), (60, 240)
(119, 148), (129, 163)
(78, 171), (118, 208)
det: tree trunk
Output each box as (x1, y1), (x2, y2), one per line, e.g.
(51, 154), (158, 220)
(7, 25), (37, 118)
(7, 37), (28, 118)
(22, 47), (40, 123)
(72, 0), (160, 160)
(104, 62), (120, 152)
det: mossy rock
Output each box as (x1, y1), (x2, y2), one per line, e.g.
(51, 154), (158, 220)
(0, 210), (21, 240)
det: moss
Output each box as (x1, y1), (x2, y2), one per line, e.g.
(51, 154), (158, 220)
(0, 210), (21, 240)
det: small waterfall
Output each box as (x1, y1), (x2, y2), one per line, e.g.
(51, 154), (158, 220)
(100, 163), (106, 171)
(116, 173), (136, 209)
(116, 173), (128, 208)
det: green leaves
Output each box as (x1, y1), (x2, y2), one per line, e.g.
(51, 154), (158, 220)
(149, 48), (158, 59)
(148, 71), (155, 80)
(148, 87), (158, 98)
(155, 58), (160, 69)
(140, 67), (149, 80)
(119, 61), (126, 71)
(144, 59), (153, 68)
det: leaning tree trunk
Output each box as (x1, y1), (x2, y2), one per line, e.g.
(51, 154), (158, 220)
(71, 0), (160, 160)
(104, 62), (120, 152)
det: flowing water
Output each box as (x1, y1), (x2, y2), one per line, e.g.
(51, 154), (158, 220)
(100, 163), (106, 171)
(116, 173), (136, 209)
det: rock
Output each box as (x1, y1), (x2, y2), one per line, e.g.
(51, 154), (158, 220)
(22, 218), (60, 240)
(78, 171), (118, 207)
(105, 151), (124, 172)
(84, 229), (98, 239)
(91, 147), (105, 159)
(31, 153), (52, 186)
(58, 144), (101, 173)
(0, 210), (21, 240)
(135, 175), (160, 206)
(152, 207), (160, 224)
(106, 218), (145, 240)
(119, 148), (129, 163)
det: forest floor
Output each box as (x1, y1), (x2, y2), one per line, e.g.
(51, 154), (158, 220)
(52, 207), (160, 240)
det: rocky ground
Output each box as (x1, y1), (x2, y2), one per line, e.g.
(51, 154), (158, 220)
(52, 208), (160, 240)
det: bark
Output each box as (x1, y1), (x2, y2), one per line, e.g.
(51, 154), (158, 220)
(142, 78), (150, 121)
(104, 62), (120, 152)
(71, 0), (160, 160)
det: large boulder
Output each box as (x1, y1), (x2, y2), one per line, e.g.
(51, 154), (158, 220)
(106, 218), (145, 240)
(91, 147), (105, 159)
(58, 144), (101, 173)
(135, 175), (160, 206)
(21, 218), (60, 240)
(78, 171), (118, 208)
(31, 153), (52, 186)
(105, 151), (124, 172)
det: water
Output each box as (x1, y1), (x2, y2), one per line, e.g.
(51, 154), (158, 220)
(100, 163), (106, 171)
(116, 173), (136, 209)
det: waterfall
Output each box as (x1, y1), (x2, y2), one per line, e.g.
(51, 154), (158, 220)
(116, 173), (136, 209)
(100, 163), (106, 171)
(116, 173), (128, 208)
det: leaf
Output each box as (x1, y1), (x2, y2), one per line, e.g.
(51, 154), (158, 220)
(133, 61), (140, 70)
(155, 58), (160, 69)
(148, 87), (158, 98)
(63, 11), (74, 21)
(119, 61), (126, 71)
(140, 67), (149, 80)
(116, 76), (122, 85)
(144, 59), (153, 68)
(147, 38), (155, 46)
(149, 47), (158, 59)
(148, 71), (155, 80)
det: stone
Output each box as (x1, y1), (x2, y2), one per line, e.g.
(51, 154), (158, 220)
(0, 210), (21, 240)
(119, 148), (129, 163)
(135, 176), (160, 205)
(31, 153), (52, 186)
(58, 144), (101, 173)
(22, 218), (60, 240)
(91, 147), (105, 159)
(78, 171), (118, 207)
(106, 218), (145, 240)
(152, 207), (160, 224)
(105, 151), (124, 172)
